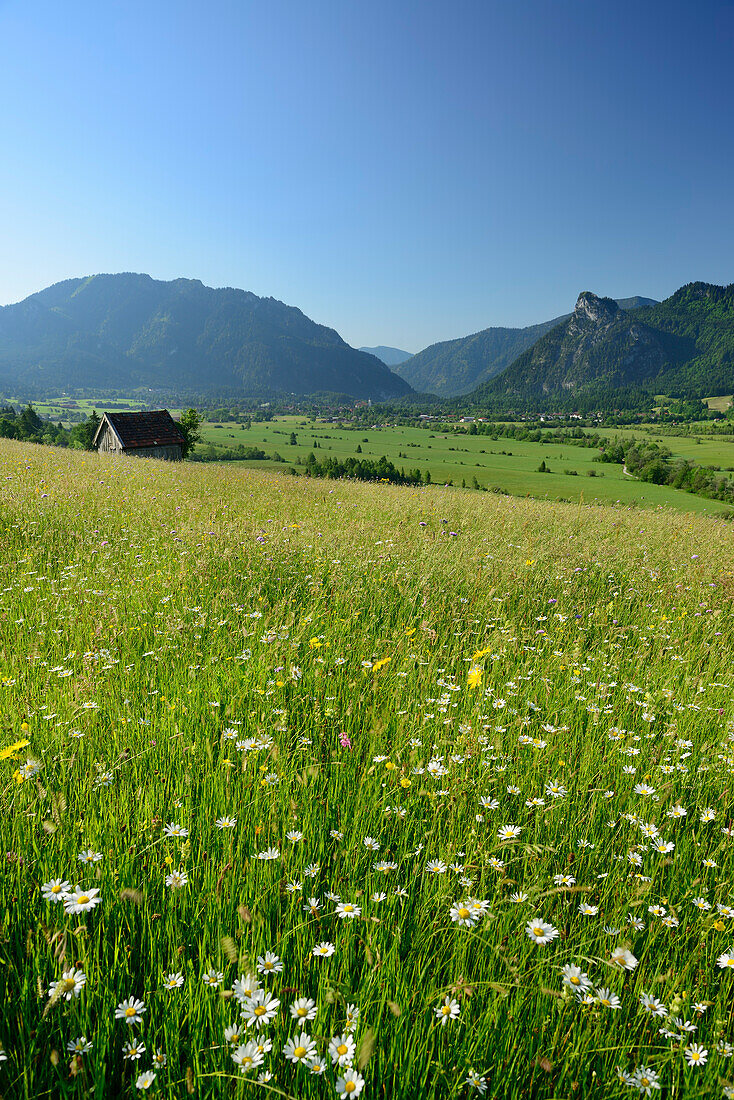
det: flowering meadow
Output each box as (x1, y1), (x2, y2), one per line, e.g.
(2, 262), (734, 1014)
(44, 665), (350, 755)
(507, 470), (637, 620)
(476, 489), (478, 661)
(1, 438), (733, 1099)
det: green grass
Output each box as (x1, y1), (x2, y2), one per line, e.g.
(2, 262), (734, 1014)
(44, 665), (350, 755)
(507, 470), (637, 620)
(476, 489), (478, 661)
(704, 396), (732, 412)
(0, 440), (733, 1099)
(7, 401), (734, 513)
(198, 417), (734, 515)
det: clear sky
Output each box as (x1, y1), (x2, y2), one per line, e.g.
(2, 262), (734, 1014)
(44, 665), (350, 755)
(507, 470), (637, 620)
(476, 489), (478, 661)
(1, 0), (733, 352)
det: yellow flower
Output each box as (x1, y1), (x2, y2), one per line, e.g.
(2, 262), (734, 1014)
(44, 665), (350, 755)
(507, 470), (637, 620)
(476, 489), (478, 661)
(0, 738), (30, 761)
(384, 761), (396, 771)
(309, 637), (323, 649)
(373, 657), (390, 672)
(467, 666), (483, 689)
(400, 777), (411, 788)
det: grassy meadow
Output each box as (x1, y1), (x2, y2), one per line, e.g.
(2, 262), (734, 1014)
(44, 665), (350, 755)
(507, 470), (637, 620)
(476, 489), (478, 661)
(11, 400), (734, 513)
(196, 417), (734, 516)
(1, 439), (734, 1099)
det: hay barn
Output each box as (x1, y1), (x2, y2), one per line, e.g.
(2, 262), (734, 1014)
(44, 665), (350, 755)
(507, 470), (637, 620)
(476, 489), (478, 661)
(93, 410), (185, 461)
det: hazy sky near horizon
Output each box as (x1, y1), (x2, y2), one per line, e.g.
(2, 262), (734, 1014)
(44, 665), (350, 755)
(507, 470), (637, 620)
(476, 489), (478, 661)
(1, 0), (733, 352)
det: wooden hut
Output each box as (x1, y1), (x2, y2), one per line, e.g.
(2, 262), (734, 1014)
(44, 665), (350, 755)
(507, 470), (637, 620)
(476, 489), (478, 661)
(93, 410), (185, 461)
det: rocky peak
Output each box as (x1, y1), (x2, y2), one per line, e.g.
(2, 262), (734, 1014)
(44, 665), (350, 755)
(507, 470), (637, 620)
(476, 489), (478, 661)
(573, 292), (621, 325)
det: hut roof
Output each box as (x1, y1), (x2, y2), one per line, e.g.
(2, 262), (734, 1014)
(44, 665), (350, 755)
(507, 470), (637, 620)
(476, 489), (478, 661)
(93, 410), (185, 450)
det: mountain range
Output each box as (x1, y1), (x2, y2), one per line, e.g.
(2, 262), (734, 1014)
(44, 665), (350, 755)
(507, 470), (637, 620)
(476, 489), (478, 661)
(393, 297), (657, 396)
(0, 274), (412, 400)
(473, 283), (734, 407)
(358, 345), (413, 367)
(2, 273), (732, 409)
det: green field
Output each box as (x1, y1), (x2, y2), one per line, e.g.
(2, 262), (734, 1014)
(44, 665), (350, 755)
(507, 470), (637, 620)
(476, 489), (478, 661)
(7, 396), (734, 514)
(1, 439), (733, 1098)
(198, 416), (734, 516)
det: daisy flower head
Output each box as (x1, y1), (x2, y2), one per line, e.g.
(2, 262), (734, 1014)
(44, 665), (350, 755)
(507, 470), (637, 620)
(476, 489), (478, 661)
(63, 886), (102, 915)
(283, 1032), (316, 1064)
(466, 1069), (488, 1094)
(202, 969), (224, 987)
(633, 1065), (661, 1095)
(306, 1054), (328, 1075)
(684, 1043), (708, 1067)
(42, 878), (70, 903)
(450, 901), (478, 927)
(241, 989), (280, 1029)
(256, 847), (280, 861)
(640, 993), (668, 1017)
(717, 947), (734, 969)
(336, 901), (361, 920)
(231, 1041), (265, 1074)
(525, 919), (559, 946)
(165, 869), (188, 889)
(77, 849), (103, 864)
(435, 996), (460, 1025)
(122, 1039), (146, 1061)
(115, 997), (147, 1026)
(611, 947), (639, 971)
(336, 1068), (366, 1096)
(48, 968), (86, 1001)
(66, 1037), (92, 1055)
(215, 816), (237, 829)
(596, 987), (622, 1010)
(497, 824), (522, 841)
(328, 1032), (356, 1067)
(233, 973), (260, 1003)
(163, 823), (189, 838)
(163, 972), (184, 990)
(256, 952), (283, 975)
(135, 1070), (156, 1090)
(560, 964), (592, 992)
(345, 1004), (360, 1031)
(290, 997), (317, 1022)
(312, 941), (336, 958)
(426, 859), (447, 874)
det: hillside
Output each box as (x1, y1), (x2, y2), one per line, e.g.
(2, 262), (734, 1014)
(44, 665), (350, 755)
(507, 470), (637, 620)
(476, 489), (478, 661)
(2, 438), (733, 1099)
(358, 345), (413, 366)
(472, 282), (734, 407)
(397, 297), (656, 396)
(0, 273), (413, 400)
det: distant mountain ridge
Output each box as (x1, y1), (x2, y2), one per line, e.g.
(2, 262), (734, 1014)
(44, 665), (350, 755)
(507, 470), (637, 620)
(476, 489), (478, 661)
(471, 282), (734, 406)
(0, 273), (413, 400)
(358, 345), (413, 367)
(396, 297), (657, 396)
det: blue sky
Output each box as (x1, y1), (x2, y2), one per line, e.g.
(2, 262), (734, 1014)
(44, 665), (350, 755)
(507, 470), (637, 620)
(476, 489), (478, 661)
(1, 0), (733, 351)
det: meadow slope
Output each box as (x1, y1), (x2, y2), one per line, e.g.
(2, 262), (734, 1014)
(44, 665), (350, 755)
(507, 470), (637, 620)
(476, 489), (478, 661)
(1, 441), (733, 1099)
